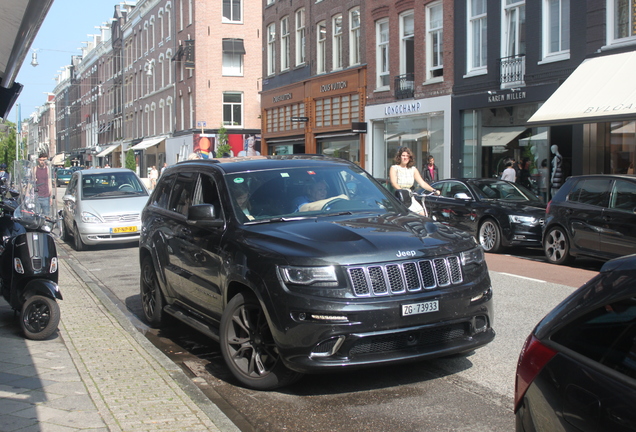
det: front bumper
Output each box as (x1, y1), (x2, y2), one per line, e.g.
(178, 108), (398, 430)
(503, 224), (543, 247)
(78, 223), (141, 245)
(268, 275), (494, 374)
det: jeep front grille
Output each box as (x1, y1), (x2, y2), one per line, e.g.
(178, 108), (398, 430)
(347, 256), (462, 297)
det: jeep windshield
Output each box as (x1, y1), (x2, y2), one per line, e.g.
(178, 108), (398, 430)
(225, 165), (401, 223)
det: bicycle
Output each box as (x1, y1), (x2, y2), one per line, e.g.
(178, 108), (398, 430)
(395, 188), (439, 217)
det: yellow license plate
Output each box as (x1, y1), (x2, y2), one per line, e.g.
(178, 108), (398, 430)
(111, 226), (137, 234)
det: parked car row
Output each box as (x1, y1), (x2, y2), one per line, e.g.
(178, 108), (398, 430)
(403, 174), (636, 267)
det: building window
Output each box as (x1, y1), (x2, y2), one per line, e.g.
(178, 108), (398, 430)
(543, 0), (569, 59)
(315, 94), (359, 128)
(333, 14), (343, 70)
(350, 8), (361, 66)
(427, 2), (443, 80)
(223, 92), (243, 127)
(610, 0), (636, 42)
(503, 1), (526, 58)
(222, 38), (245, 76)
(376, 19), (390, 89)
(467, 0), (488, 72)
(267, 23), (276, 76)
(223, 0), (241, 23)
(317, 21), (327, 73)
(400, 11), (414, 76)
(281, 16), (290, 71)
(267, 0), (274, 5)
(295, 9), (306, 65)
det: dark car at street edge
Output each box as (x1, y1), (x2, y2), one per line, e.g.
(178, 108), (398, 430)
(515, 253), (636, 431)
(422, 178), (546, 253)
(139, 156), (495, 390)
(543, 174), (636, 265)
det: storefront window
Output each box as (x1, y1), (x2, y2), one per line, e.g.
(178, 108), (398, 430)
(608, 120), (636, 174)
(318, 138), (360, 164)
(374, 112), (444, 180)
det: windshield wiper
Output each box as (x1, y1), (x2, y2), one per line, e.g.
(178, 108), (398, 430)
(247, 216), (316, 225)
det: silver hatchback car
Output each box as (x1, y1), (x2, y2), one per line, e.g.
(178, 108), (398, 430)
(61, 168), (149, 250)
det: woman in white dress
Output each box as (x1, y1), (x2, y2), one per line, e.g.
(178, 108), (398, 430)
(389, 147), (439, 215)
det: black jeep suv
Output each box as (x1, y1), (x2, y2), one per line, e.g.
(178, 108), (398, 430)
(139, 156), (494, 390)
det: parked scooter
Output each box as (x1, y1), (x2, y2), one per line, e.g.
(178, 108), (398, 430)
(0, 160), (61, 340)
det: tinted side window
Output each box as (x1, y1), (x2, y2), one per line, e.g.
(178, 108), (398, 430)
(192, 174), (221, 208)
(552, 296), (636, 380)
(168, 172), (197, 216)
(567, 179), (611, 207)
(152, 173), (176, 209)
(610, 180), (636, 213)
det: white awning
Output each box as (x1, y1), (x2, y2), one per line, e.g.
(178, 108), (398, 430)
(51, 153), (65, 165)
(481, 127), (527, 147)
(130, 136), (167, 151)
(528, 51), (636, 125)
(96, 144), (120, 158)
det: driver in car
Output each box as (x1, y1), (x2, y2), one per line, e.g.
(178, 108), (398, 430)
(293, 180), (348, 212)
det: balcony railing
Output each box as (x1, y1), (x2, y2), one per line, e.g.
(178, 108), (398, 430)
(499, 54), (525, 88)
(394, 73), (415, 99)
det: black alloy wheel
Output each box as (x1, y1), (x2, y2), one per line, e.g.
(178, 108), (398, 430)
(21, 295), (60, 340)
(479, 219), (502, 253)
(544, 226), (573, 265)
(220, 292), (302, 390)
(140, 255), (164, 327)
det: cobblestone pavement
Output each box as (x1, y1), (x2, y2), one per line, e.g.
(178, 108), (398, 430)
(0, 257), (239, 432)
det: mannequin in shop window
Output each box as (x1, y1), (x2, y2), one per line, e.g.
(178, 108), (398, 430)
(551, 145), (563, 196)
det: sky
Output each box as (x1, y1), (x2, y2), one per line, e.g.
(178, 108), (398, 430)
(12, 0), (122, 122)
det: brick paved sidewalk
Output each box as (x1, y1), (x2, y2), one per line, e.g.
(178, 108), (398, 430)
(0, 258), (239, 432)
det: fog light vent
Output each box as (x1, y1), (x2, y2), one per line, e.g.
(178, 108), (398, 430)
(310, 336), (345, 358)
(474, 316), (488, 332)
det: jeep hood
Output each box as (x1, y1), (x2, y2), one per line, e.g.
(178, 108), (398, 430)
(244, 213), (476, 265)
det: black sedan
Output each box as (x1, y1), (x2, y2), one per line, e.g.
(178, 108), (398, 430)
(515, 254), (636, 431)
(425, 178), (546, 253)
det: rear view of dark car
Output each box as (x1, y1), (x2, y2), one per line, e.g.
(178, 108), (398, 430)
(543, 174), (636, 265)
(515, 254), (636, 431)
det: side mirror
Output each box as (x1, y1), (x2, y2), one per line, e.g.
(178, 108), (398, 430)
(394, 189), (412, 207)
(187, 204), (224, 227)
(454, 192), (471, 200)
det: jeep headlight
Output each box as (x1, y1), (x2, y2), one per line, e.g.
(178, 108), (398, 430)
(509, 215), (538, 225)
(461, 246), (484, 266)
(279, 266), (338, 286)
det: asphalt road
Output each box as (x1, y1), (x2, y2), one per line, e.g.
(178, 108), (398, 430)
(56, 234), (601, 432)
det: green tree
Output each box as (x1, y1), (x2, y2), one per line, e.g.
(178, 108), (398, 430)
(125, 149), (136, 171)
(0, 121), (17, 174)
(216, 125), (231, 157)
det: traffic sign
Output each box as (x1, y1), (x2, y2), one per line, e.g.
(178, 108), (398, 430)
(291, 116), (309, 122)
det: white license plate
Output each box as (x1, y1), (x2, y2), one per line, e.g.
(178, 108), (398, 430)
(402, 300), (439, 316)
